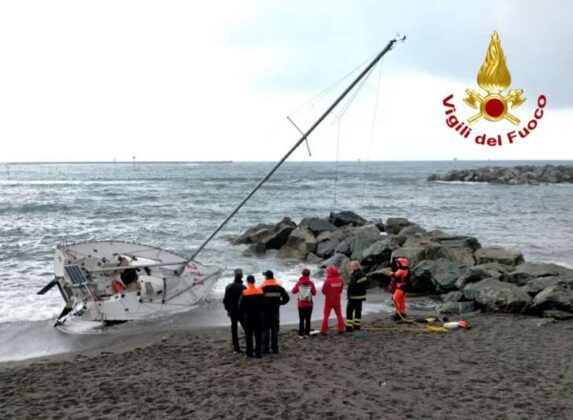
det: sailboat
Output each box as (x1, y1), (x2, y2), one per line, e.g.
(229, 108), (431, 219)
(37, 36), (405, 326)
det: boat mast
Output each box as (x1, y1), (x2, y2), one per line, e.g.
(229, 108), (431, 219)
(178, 35), (405, 274)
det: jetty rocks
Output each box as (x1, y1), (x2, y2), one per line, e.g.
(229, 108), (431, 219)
(232, 211), (573, 319)
(427, 164), (573, 185)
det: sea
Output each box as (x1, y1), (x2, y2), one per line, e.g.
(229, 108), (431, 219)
(1, 160), (572, 361)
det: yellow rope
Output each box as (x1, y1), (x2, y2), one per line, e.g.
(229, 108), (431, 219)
(362, 325), (449, 334)
(388, 294), (450, 333)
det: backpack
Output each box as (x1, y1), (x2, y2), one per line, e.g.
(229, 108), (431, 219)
(298, 284), (312, 302)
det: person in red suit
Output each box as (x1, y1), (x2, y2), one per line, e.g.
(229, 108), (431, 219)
(320, 265), (345, 335)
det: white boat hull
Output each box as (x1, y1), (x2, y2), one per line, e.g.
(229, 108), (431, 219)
(49, 240), (223, 324)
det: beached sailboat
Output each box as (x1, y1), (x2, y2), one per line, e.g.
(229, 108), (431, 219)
(37, 36), (405, 326)
(38, 241), (223, 325)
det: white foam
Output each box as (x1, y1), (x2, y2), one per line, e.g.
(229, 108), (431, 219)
(0, 180), (145, 186)
(431, 180), (487, 185)
(0, 290), (61, 323)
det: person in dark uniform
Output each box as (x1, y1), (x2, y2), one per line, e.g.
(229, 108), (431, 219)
(346, 261), (368, 332)
(238, 275), (264, 358)
(223, 268), (246, 353)
(259, 270), (290, 354)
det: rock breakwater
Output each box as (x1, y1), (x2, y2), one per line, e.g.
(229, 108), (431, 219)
(427, 164), (573, 185)
(232, 211), (573, 319)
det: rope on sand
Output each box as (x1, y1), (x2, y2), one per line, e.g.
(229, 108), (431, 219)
(390, 294), (450, 333)
(362, 325), (449, 334)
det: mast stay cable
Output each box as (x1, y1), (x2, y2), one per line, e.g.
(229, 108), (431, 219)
(178, 36), (405, 273)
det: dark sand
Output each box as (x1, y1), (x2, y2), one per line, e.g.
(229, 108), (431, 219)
(1, 313), (572, 420)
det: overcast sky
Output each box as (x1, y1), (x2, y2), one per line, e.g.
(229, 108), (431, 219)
(1, 0), (572, 162)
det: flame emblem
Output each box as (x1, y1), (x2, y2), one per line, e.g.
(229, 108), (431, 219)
(463, 32), (526, 125)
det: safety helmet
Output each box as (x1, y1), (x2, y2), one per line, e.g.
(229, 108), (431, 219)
(396, 257), (410, 268)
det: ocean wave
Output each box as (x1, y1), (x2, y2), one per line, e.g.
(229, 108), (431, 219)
(0, 203), (71, 214)
(0, 180), (147, 186)
(430, 180), (488, 185)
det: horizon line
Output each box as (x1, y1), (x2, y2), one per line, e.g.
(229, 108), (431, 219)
(1, 159), (572, 165)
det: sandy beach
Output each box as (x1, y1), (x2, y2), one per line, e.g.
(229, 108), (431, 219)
(1, 312), (572, 420)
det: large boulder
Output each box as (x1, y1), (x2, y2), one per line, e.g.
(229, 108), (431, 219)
(315, 227), (353, 245)
(448, 248), (476, 268)
(328, 211), (367, 228)
(542, 310), (573, 320)
(441, 291), (464, 302)
(316, 241), (337, 259)
(429, 258), (461, 292)
(434, 235), (481, 268)
(439, 301), (476, 315)
(410, 259), (460, 293)
(232, 217), (296, 250)
(520, 276), (562, 296)
(360, 236), (400, 267)
(385, 217), (413, 235)
(396, 224), (426, 238)
(366, 267), (393, 288)
(391, 242), (452, 267)
(350, 225), (382, 261)
(320, 254), (351, 280)
(410, 260), (435, 293)
(277, 227), (316, 260)
(475, 247), (524, 266)
(299, 217), (337, 235)
(508, 262), (570, 285)
(456, 263), (510, 289)
(435, 235), (481, 251)
(320, 253), (349, 268)
(463, 278), (532, 313)
(265, 223), (297, 250)
(232, 223), (273, 245)
(335, 238), (352, 256)
(529, 283), (573, 315)
(242, 242), (267, 257)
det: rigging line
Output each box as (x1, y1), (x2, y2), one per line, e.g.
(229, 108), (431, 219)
(182, 37), (404, 266)
(288, 53), (377, 117)
(332, 117), (342, 214)
(226, 68), (379, 225)
(329, 62), (378, 126)
(365, 57), (385, 175)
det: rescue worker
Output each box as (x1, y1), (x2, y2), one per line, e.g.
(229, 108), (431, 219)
(238, 275), (264, 358)
(292, 268), (317, 338)
(223, 268), (246, 353)
(320, 265), (345, 335)
(388, 257), (410, 321)
(259, 270), (290, 354)
(346, 261), (368, 332)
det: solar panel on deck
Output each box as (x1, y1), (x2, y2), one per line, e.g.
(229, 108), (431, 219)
(65, 265), (88, 285)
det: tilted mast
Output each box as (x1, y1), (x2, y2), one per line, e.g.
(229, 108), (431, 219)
(177, 36), (405, 274)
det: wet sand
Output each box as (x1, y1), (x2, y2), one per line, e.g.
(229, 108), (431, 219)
(1, 312), (572, 419)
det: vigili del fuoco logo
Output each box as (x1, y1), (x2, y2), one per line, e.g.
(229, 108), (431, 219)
(442, 31), (547, 147)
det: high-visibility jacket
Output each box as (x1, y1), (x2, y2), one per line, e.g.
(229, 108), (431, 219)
(239, 284), (264, 320)
(259, 278), (290, 315)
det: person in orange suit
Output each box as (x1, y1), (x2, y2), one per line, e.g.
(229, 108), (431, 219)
(320, 265), (345, 335)
(389, 257), (410, 320)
